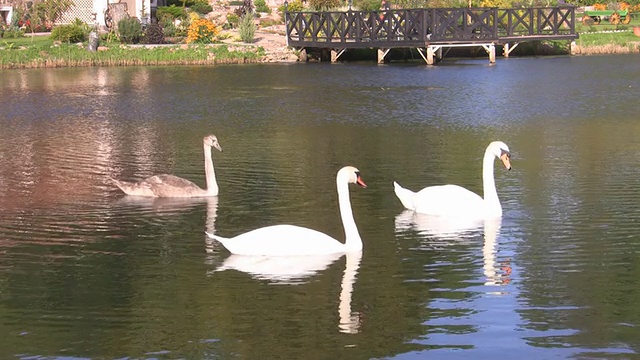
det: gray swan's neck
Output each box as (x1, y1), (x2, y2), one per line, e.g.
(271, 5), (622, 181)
(204, 144), (218, 195)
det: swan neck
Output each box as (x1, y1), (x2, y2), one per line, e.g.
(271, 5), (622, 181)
(204, 144), (218, 195)
(337, 178), (362, 252)
(482, 148), (500, 212)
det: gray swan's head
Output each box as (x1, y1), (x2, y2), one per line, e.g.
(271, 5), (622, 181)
(204, 134), (223, 152)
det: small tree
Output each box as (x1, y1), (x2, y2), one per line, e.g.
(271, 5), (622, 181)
(238, 11), (256, 43)
(118, 17), (142, 43)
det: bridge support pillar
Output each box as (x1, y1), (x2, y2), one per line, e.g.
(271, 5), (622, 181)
(435, 47), (443, 61)
(503, 42), (520, 58)
(481, 44), (496, 63)
(377, 48), (391, 64)
(331, 48), (347, 62)
(426, 46), (436, 65)
(489, 44), (495, 63)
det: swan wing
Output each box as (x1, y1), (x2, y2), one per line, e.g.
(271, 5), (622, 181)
(207, 224), (345, 256)
(140, 175), (205, 197)
(413, 184), (485, 217)
(111, 178), (157, 197)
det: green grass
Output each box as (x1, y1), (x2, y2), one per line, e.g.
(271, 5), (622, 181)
(0, 35), (266, 68)
(577, 31), (640, 47)
(1, 34), (52, 47)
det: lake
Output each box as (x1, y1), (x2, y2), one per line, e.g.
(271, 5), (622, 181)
(1, 54), (640, 359)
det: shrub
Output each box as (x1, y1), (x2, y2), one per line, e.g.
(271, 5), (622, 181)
(255, 0), (271, 13)
(278, 0), (303, 21)
(167, 0), (198, 6)
(354, 0), (383, 10)
(2, 28), (26, 39)
(118, 17), (142, 43)
(160, 16), (178, 36)
(186, 18), (219, 43)
(140, 23), (165, 44)
(238, 12), (256, 43)
(226, 13), (240, 28)
(50, 21), (87, 43)
(190, 1), (213, 14)
(308, 0), (340, 10)
(157, 5), (188, 20)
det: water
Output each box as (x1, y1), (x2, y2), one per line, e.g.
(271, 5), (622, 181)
(1, 55), (640, 359)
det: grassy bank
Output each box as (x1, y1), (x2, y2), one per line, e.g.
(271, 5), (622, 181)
(573, 30), (640, 54)
(0, 36), (266, 69)
(572, 15), (640, 54)
(2, 23), (639, 68)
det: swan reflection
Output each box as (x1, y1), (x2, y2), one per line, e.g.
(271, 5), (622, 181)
(338, 251), (362, 334)
(483, 219), (511, 286)
(395, 211), (510, 286)
(211, 251), (363, 334)
(116, 195), (218, 221)
(394, 210), (483, 241)
(213, 253), (343, 284)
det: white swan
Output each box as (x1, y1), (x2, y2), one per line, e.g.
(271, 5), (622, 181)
(112, 134), (223, 197)
(206, 166), (367, 256)
(393, 141), (511, 219)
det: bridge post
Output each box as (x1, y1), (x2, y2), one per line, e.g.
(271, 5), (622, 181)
(426, 46), (436, 65)
(488, 44), (495, 63)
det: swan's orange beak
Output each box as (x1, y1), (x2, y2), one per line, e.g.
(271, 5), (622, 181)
(356, 175), (367, 188)
(500, 153), (511, 171)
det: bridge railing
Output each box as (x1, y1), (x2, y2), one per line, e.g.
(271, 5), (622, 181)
(497, 7), (576, 39)
(285, 6), (576, 47)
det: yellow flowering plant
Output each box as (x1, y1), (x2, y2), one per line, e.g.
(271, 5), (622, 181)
(186, 18), (219, 44)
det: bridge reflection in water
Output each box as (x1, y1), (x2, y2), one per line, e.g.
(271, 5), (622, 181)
(284, 6), (578, 64)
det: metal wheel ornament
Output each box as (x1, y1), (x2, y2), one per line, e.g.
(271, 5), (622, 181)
(609, 12), (621, 25)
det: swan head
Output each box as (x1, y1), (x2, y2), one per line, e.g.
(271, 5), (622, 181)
(338, 166), (367, 188)
(204, 135), (223, 152)
(488, 141), (511, 171)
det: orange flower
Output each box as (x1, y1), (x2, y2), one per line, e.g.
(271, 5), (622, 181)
(186, 18), (219, 44)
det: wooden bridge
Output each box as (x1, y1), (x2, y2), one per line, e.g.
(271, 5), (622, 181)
(284, 6), (578, 64)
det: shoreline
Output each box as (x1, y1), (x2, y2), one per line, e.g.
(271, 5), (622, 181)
(2, 28), (638, 69)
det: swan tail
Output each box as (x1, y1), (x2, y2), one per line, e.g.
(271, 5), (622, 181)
(205, 231), (228, 243)
(393, 181), (416, 211)
(110, 178), (134, 193)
